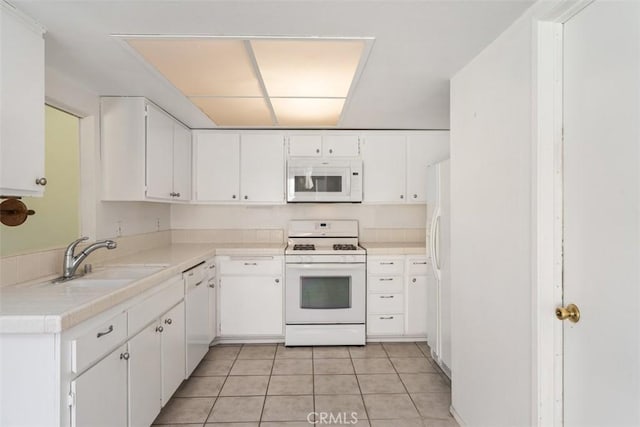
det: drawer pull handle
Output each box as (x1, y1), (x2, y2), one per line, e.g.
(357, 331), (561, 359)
(380, 262), (394, 265)
(413, 262), (427, 265)
(379, 278), (393, 282)
(188, 272), (194, 276)
(412, 278), (417, 283)
(164, 318), (172, 325)
(195, 280), (203, 287)
(244, 262), (258, 266)
(96, 325), (113, 338)
(209, 282), (215, 288)
(209, 264), (215, 269)
(379, 316), (394, 320)
(380, 295), (395, 299)
(120, 352), (130, 360)
(156, 325), (164, 333)
(275, 278), (280, 284)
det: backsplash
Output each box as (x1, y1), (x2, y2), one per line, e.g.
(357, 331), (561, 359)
(0, 230), (171, 288)
(171, 228), (284, 244)
(360, 228), (426, 243)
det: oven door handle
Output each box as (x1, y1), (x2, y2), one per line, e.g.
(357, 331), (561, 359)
(287, 263), (365, 270)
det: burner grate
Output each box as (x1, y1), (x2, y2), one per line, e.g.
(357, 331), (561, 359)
(333, 244), (358, 251)
(293, 244), (315, 251)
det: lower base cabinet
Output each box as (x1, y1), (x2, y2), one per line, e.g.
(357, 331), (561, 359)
(71, 344), (128, 427)
(129, 323), (161, 427)
(161, 302), (186, 405)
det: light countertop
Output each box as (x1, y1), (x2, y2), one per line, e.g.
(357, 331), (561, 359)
(0, 243), (285, 334)
(360, 242), (428, 255)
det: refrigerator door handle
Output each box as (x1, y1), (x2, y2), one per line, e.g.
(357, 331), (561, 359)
(429, 208), (441, 280)
(434, 214), (441, 271)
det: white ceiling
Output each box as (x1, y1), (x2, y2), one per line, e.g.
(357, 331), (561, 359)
(12, 0), (533, 130)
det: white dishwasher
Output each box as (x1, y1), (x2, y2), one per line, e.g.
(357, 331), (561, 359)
(184, 262), (208, 376)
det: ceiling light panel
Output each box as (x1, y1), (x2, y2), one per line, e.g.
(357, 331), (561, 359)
(251, 39), (365, 98)
(271, 98), (345, 126)
(126, 39), (262, 96)
(191, 97), (273, 126)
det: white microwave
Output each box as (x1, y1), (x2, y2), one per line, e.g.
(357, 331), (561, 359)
(287, 159), (363, 203)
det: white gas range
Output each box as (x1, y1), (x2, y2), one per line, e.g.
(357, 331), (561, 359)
(284, 220), (366, 346)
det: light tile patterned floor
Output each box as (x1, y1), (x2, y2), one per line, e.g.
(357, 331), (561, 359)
(153, 342), (459, 427)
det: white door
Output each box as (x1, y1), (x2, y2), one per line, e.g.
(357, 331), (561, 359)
(406, 274), (428, 336)
(172, 122), (192, 201)
(562, 2), (640, 426)
(220, 276), (283, 336)
(323, 134), (360, 157)
(240, 134), (285, 202)
(128, 322), (162, 427)
(161, 302), (186, 405)
(406, 132), (449, 203)
(71, 344), (128, 427)
(146, 104), (174, 200)
(362, 134), (407, 203)
(194, 132), (240, 202)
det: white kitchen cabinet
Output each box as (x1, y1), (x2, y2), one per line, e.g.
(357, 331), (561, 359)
(185, 262), (208, 377)
(406, 132), (449, 203)
(240, 134), (285, 202)
(101, 97), (191, 202)
(194, 131), (285, 204)
(70, 344), (128, 427)
(128, 323), (162, 427)
(406, 260), (429, 337)
(218, 256), (284, 337)
(161, 302), (186, 405)
(288, 133), (360, 157)
(362, 134), (407, 203)
(0, 4), (46, 197)
(206, 258), (217, 344)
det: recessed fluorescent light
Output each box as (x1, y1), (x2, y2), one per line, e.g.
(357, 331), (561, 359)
(250, 39), (365, 98)
(190, 97), (273, 126)
(126, 39), (263, 96)
(271, 98), (345, 126)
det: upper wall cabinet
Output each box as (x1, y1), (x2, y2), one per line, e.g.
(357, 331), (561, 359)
(362, 131), (449, 204)
(0, 4), (46, 197)
(288, 133), (360, 157)
(101, 97), (192, 202)
(193, 131), (285, 204)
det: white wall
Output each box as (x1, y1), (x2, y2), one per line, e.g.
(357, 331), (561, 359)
(171, 203), (426, 235)
(45, 67), (171, 240)
(449, 2), (555, 425)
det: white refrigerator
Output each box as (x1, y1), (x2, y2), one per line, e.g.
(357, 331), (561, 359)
(426, 158), (451, 378)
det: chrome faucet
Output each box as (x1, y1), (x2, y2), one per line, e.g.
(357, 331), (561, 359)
(60, 237), (117, 280)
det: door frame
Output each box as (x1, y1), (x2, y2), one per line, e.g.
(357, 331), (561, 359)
(532, 1), (595, 426)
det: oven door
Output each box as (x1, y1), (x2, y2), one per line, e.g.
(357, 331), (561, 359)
(287, 165), (351, 202)
(285, 263), (365, 324)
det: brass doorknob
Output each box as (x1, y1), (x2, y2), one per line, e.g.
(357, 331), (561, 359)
(556, 303), (581, 323)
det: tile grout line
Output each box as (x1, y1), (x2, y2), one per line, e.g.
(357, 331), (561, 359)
(350, 347), (371, 423)
(203, 344), (241, 424)
(258, 344), (277, 424)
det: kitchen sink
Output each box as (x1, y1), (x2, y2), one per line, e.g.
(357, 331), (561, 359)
(84, 266), (165, 280)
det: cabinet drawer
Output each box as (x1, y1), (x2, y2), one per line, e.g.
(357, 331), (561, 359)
(71, 311), (127, 374)
(128, 276), (183, 335)
(367, 258), (404, 275)
(407, 257), (429, 275)
(368, 275), (403, 293)
(368, 293), (404, 313)
(367, 314), (404, 336)
(219, 257), (281, 275)
(183, 262), (206, 290)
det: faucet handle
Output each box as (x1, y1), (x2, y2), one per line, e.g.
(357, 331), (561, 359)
(65, 236), (89, 254)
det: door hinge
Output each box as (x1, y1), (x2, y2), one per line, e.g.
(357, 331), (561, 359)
(67, 392), (75, 408)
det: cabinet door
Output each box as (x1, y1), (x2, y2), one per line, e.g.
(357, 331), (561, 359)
(323, 134), (360, 157)
(128, 322), (162, 427)
(146, 104), (175, 200)
(0, 8), (45, 196)
(240, 134), (285, 202)
(194, 132), (240, 201)
(288, 135), (322, 157)
(406, 132), (449, 203)
(186, 281), (209, 377)
(172, 122), (192, 201)
(161, 301), (186, 405)
(71, 344), (128, 427)
(362, 134), (407, 203)
(220, 276), (283, 336)
(406, 274), (428, 337)
(207, 261), (217, 343)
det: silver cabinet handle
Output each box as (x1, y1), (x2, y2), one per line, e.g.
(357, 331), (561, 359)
(96, 325), (113, 338)
(195, 280), (202, 286)
(244, 262), (258, 266)
(412, 278), (417, 283)
(164, 318), (172, 325)
(232, 194), (237, 199)
(412, 261), (427, 265)
(379, 278), (394, 282)
(379, 316), (394, 320)
(329, 148), (333, 154)
(156, 325), (164, 333)
(400, 194), (404, 199)
(275, 278), (280, 284)
(35, 177), (47, 186)
(413, 194), (418, 199)
(120, 352), (130, 360)
(209, 264), (215, 269)
(176, 192), (181, 198)
(380, 295), (395, 299)
(380, 262), (394, 265)
(316, 148), (320, 153)
(244, 195), (248, 200)
(209, 283), (215, 288)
